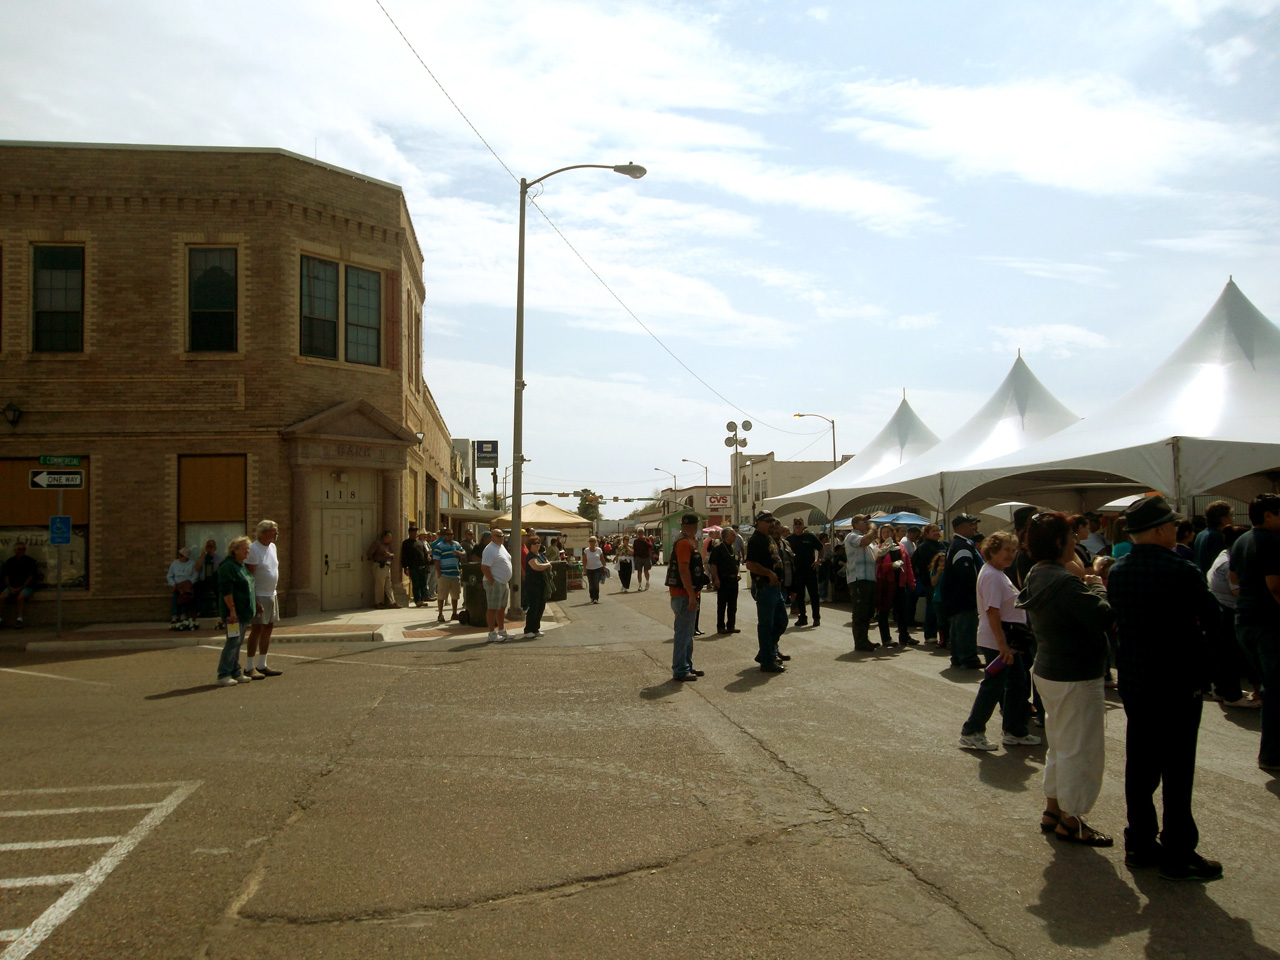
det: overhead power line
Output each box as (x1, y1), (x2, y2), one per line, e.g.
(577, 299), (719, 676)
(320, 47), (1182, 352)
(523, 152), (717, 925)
(372, 0), (825, 438)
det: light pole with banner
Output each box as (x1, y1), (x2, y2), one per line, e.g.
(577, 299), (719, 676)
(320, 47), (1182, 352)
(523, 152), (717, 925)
(794, 412), (837, 533)
(510, 162), (646, 616)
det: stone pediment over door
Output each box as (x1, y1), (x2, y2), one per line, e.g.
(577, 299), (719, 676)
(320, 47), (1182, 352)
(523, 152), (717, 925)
(283, 399), (418, 470)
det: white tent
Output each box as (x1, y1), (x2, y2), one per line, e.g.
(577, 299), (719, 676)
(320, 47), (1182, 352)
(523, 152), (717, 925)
(765, 395), (941, 517)
(768, 356), (1080, 519)
(949, 279), (1280, 512)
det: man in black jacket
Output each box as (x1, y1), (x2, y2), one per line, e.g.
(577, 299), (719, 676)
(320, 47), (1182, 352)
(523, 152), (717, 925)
(400, 524), (430, 607)
(708, 527), (742, 634)
(941, 514), (982, 669)
(911, 524), (946, 643)
(1109, 495), (1223, 881)
(786, 518), (823, 627)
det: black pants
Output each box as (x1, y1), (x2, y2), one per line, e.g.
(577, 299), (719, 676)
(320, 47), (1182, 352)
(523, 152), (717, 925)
(849, 580), (876, 647)
(717, 577), (738, 632)
(1123, 690), (1202, 863)
(524, 586), (546, 635)
(876, 588), (913, 644)
(791, 568), (820, 621)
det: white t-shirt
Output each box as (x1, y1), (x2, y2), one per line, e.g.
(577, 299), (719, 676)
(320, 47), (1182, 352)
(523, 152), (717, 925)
(899, 537), (916, 557)
(975, 562), (1023, 650)
(1207, 549), (1236, 609)
(246, 540), (279, 598)
(583, 547), (604, 570)
(482, 541), (513, 583)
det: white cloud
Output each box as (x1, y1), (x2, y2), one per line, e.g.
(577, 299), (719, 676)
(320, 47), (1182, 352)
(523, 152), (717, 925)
(979, 257), (1112, 285)
(1152, 0), (1280, 27)
(1145, 228), (1280, 258)
(807, 7), (830, 22)
(990, 324), (1111, 358)
(1204, 35), (1260, 84)
(890, 313), (940, 330)
(831, 75), (1280, 195)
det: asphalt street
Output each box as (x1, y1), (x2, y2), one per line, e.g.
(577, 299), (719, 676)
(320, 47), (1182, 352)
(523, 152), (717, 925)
(1, 575), (1277, 959)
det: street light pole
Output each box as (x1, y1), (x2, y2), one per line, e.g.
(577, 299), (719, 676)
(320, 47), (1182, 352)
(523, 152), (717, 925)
(510, 162), (646, 616)
(795, 412), (837, 533)
(681, 458), (709, 489)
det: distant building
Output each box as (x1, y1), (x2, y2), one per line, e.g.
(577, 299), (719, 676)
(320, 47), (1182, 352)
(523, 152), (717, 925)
(0, 141), (454, 620)
(730, 451), (851, 526)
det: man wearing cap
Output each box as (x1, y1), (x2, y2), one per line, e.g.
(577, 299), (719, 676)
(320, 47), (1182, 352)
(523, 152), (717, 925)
(668, 513), (706, 681)
(941, 513), (983, 669)
(1107, 495), (1223, 880)
(481, 527), (514, 643)
(844, 514), (879, 651)
(787, 517), (823, 627)
(401, 524), (429, 608)
(745, 511), (787, 672)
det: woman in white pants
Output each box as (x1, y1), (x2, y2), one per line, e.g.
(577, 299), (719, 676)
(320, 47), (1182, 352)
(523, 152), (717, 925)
(1016, 511), (1115, 846)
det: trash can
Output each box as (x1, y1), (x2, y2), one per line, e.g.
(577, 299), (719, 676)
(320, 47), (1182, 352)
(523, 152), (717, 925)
(548, 561), (569, 602)
(460, 561), (488, 627)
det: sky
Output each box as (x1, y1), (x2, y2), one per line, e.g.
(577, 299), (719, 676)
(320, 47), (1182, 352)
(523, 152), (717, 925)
(4, 0), (1278, 519)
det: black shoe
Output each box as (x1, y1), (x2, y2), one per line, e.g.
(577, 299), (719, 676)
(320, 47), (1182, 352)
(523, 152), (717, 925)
(1160, 853), (1223, 881)
(812, 618), (820, 626)
(693, 629), (705, 636)
(728, 628), (741, 633)
(674, 673), (699, 682)
(776, 652), (791, 661)
(760, 662), (786, 673)
(1124, 846), (1162, 868)
(688, 668), (706, 676)
(795, 616), (808, 627)
(854, 643), (877, 652)
(716, 626), (726, 634)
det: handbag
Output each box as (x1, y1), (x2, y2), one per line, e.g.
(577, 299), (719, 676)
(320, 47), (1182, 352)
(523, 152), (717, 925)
(1002, 621), (1033, 653)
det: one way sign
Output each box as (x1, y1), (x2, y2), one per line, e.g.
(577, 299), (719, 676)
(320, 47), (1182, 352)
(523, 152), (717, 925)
(29, 470), (84, 490)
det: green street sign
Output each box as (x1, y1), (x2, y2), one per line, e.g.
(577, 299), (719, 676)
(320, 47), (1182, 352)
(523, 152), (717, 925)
(40, 456), (82, 467)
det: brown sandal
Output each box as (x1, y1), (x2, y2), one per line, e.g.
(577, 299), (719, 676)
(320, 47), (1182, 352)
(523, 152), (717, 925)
(1040, 810), (1061, 833)
(1055, 818), (1113, 847)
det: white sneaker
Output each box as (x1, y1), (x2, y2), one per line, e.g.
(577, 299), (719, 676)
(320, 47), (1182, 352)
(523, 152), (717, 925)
(1223, 697), (1262, 709)
(522, 631), (538, 639)
(235, 674), (255, 684)
(216, 676), (239, 687)
(498, 631), (515, 641)
(487, 631), (499, 643)
(958, 733), (997, 751)
(1002, 733), (1042, 746)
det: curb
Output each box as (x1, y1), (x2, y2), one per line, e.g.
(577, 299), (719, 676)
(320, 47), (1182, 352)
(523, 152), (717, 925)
(20, 629), (385, 653)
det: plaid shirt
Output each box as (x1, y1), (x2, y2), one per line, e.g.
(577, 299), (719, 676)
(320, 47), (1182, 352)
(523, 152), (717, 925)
(1107, 543), (1219, 698)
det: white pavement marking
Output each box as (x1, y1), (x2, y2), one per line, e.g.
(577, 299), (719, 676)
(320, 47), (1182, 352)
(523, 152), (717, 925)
(196, 645), (410, 668)
(0, 874), (83, 889)
(0, 781), (200, 960)
(0, 837), (118, 851)
(0, 782), (180, 796)
(0, 668), (109, 686)
(0, 803), (158, 817)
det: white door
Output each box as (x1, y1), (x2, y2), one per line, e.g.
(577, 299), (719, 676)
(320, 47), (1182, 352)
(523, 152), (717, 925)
(321, 508), (366, 611)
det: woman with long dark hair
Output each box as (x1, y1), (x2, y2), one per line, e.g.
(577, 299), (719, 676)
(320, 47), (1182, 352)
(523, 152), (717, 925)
(1017, 512), (1115, 845)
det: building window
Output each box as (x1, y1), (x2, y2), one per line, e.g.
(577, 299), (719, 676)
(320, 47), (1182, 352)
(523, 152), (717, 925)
(300, 255), (339, 359)
(345, 266), (381, 366)
(189, 248), (237, 351)
(33, 245), (84, 352)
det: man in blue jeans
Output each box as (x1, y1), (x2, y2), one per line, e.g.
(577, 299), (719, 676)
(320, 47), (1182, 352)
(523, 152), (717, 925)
(942, 513), (983, 669)
(745, 512), (788, 672)
(668, 514), (704, 681)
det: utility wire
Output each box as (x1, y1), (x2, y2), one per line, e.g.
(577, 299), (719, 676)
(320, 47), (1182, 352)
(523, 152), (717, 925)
(372, 0), (825, 438)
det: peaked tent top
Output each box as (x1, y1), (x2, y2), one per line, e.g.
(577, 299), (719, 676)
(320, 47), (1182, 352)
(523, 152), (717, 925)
(765, 355), (1080, 515)
(764, 396), (941, 511)
(495, 499), (593, 527)
(940, 279), (1280, 502)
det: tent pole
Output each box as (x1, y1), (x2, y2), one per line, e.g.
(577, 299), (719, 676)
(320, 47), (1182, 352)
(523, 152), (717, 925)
(1171, 436), (1185, 514)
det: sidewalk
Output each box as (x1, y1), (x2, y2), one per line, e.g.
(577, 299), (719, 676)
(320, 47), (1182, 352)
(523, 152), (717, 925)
(0, 597), (571, 653)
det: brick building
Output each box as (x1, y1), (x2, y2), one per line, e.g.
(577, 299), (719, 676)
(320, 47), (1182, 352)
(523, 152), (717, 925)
(0, 141), (454, 622)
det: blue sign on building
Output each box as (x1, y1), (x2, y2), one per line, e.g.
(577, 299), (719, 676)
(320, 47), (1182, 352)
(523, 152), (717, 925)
(49, 515), (72, 546)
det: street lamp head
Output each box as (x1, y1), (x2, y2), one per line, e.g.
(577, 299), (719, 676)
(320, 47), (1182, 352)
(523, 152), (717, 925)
(613, 164), (647, 179)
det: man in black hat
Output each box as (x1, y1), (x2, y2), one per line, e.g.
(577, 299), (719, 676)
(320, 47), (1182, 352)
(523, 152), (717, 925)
(1107, 494), (1223, 881)
(942, 513), (983, 669)
(744, 511), (787, 672)
(400, 523), (429, 608)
